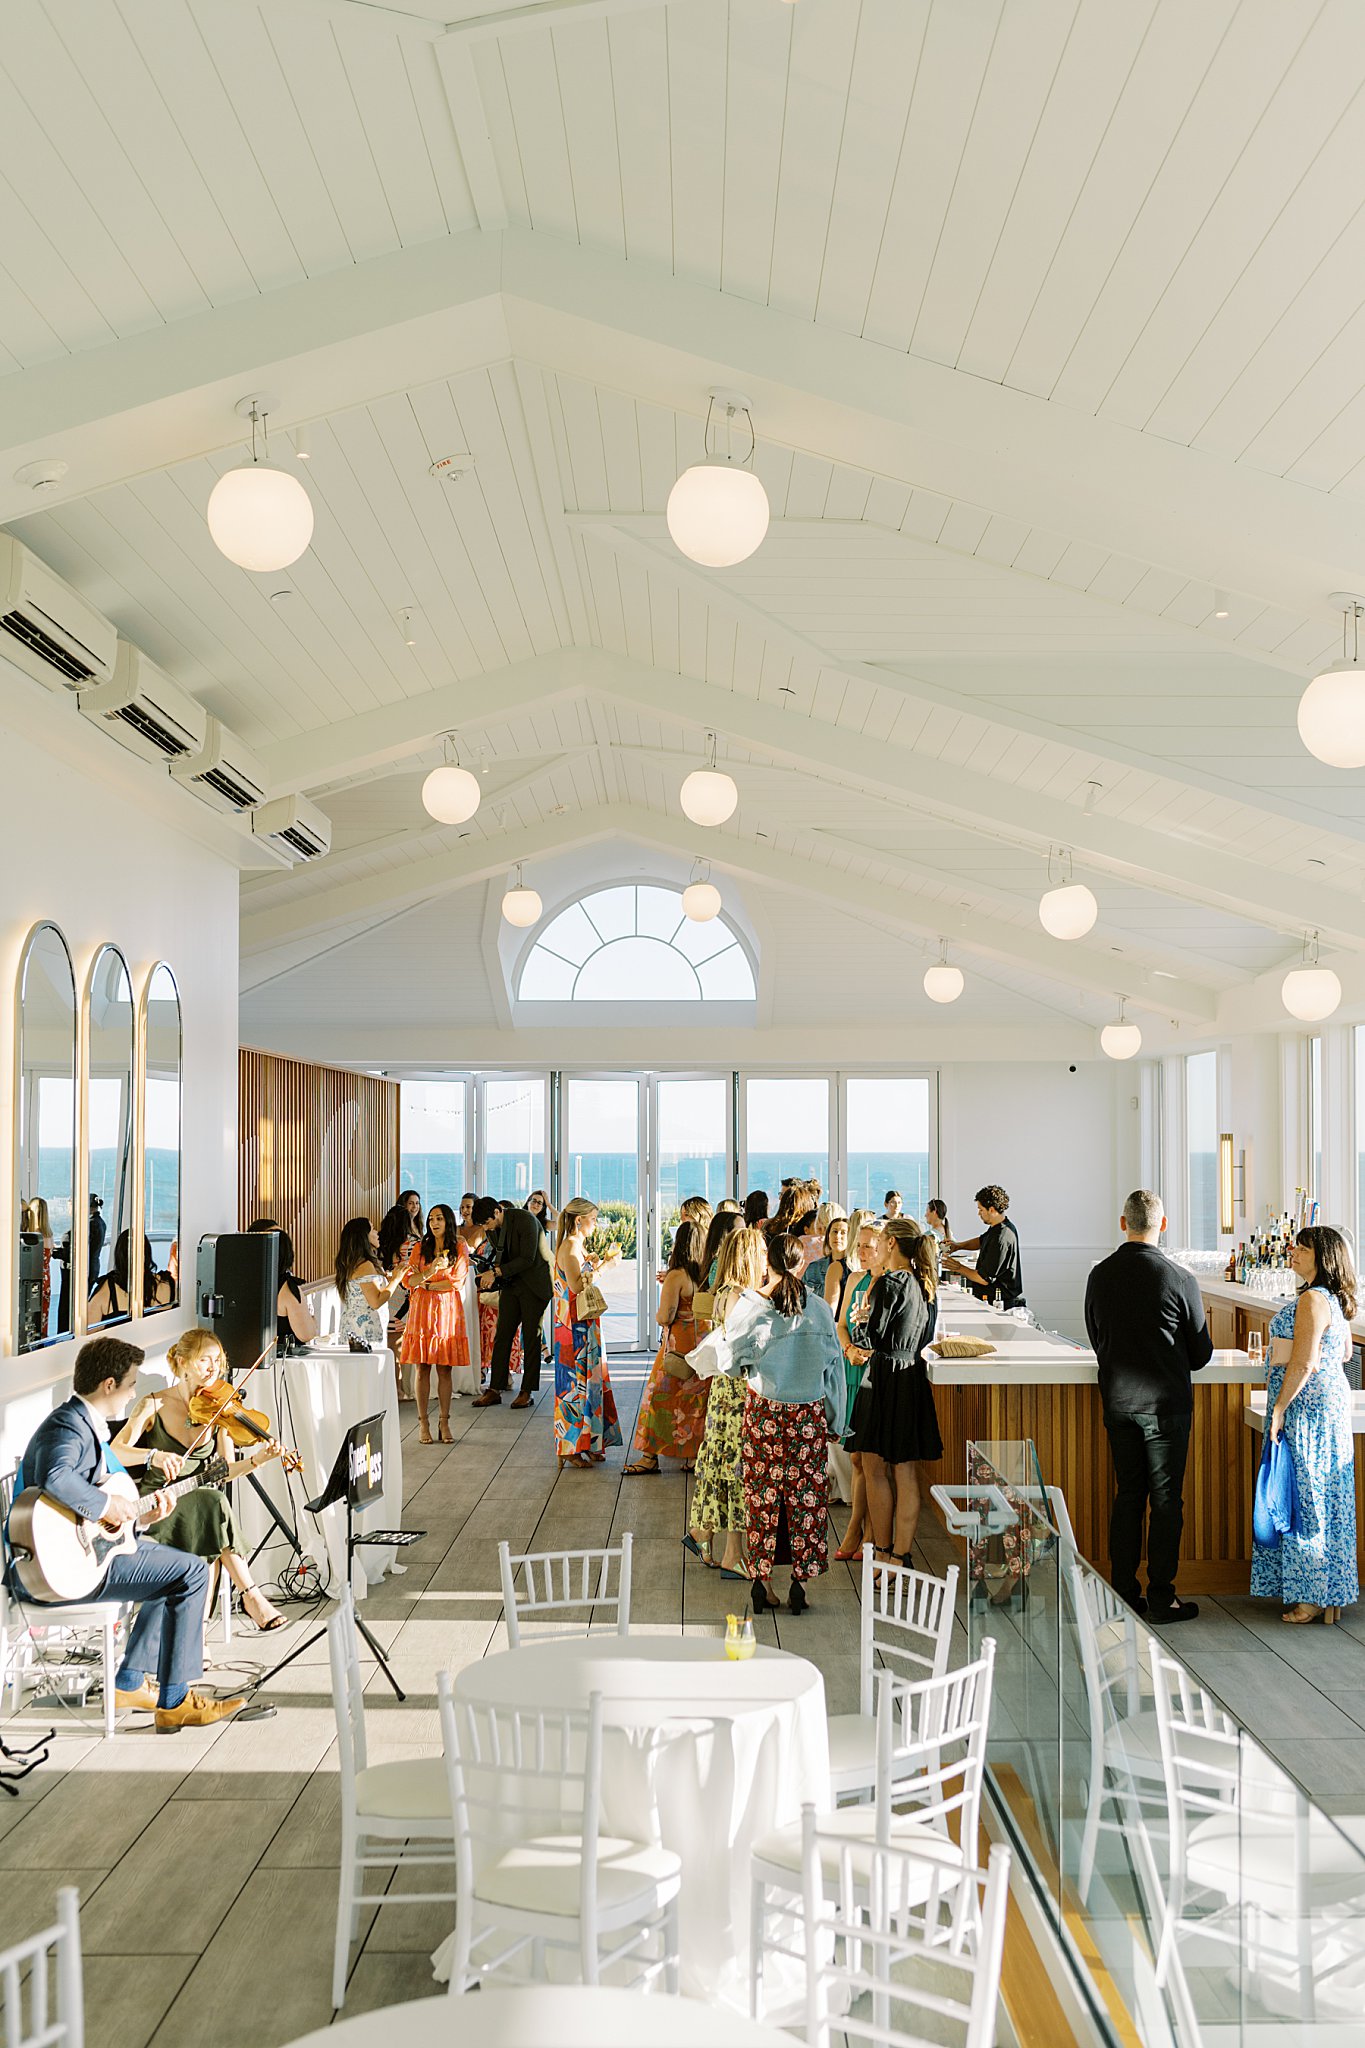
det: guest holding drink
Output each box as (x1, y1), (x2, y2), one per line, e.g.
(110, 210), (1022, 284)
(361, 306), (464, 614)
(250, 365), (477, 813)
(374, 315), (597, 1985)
(401, 1203), (472, 1444)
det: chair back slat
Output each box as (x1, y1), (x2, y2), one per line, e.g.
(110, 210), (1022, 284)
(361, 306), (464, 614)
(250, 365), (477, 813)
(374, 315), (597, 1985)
(873, 1639), (995, 1850)
(802, 1804), (1010, 2048)
(326, 1593), (368, 1792)
(0, 1888), (83, 2048)
(857, 1547), (957, 1716)
(498, 1536), (633, 1647)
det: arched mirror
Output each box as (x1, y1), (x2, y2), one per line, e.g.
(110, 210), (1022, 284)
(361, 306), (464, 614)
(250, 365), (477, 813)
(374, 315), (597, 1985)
(86, 945), (135, 1328)
(142, 963), (181, 1314)
(17, 923), (77, 1351)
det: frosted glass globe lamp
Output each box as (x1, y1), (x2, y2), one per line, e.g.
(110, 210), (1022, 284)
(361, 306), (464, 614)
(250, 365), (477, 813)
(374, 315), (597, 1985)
(667, 460), (770, 568)
(1281, 965), (1341, 1022)
(207, 399), (313, 571)
(502, 864), (542, 928)
(421, 739), (481, 825)
(1039, 881), (1098, 941)
(680, 730), (738, 827)
(923, 961), (964, 1004)
(682, 860), (722, 922)
(1298, 598), (1365, 766)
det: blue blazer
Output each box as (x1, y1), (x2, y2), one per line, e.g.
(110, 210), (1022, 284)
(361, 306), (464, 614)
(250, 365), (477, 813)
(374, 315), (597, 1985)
(16, 1396), (111, 1524)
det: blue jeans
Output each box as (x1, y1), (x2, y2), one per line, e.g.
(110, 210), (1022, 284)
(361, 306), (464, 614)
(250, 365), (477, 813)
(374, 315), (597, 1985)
(80, 1538), (208, 1690)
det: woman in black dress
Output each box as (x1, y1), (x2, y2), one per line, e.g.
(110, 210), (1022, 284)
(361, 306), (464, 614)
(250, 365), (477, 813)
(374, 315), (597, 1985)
(855, 1216), (942, 1565)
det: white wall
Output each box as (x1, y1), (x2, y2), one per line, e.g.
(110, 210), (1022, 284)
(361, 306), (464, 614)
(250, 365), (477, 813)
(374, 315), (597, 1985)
(939, 1059), (1140, 1340)
(0, 663), (241, 1468)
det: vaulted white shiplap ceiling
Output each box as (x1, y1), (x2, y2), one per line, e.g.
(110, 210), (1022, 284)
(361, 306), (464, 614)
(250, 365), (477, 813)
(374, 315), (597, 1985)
(4, 0), (1365, 1048)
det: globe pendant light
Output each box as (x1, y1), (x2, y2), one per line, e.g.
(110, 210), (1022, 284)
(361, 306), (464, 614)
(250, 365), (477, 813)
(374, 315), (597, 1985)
(1038, 848), (1098, 940)
(1282, 930), (1341, 1021)
(667, 390), (770, 568)
(1298, 595), (1365, 767)
(1100, 996), (1142, 1061)
(680, 729), (738, 827)
(923, 941), (964, 1004)
(501, 863), (542, 928)
(207, 397), (314, 572)
(682, 858), (722, 922)
(421, 735), (481, 825)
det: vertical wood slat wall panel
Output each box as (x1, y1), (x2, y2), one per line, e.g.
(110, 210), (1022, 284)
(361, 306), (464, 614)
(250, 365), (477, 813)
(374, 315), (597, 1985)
(238, 1048), (400, 1285)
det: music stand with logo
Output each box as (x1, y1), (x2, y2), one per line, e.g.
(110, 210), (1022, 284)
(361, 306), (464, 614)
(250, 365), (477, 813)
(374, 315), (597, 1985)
(255, 1413), (423, 1702)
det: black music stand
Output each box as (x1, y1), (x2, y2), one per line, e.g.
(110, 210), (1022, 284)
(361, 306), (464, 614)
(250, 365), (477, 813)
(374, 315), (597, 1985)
(255, 1413), (423, 1702)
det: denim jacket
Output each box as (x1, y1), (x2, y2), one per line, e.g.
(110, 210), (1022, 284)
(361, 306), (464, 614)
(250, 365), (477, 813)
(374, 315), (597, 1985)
(695, 1288), (846, 1435)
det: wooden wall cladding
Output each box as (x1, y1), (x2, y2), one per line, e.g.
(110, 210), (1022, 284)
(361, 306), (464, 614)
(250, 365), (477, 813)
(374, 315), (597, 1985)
(238, 1048), (400, 1285)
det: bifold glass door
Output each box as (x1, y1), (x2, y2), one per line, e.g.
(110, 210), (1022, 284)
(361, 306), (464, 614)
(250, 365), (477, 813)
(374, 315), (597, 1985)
(561, 1076), (644, 1350)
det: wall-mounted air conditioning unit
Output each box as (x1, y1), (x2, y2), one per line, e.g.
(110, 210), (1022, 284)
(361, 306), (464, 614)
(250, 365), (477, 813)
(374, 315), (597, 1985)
(170, 715), (267, 815)
(251, 792), (331, 863)
(79, 641), (208, 765)
(0, 534), (117, 692)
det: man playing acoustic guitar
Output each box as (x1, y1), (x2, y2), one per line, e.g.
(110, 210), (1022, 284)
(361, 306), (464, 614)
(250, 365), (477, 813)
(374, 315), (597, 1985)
(8, 1336), (245, 1732)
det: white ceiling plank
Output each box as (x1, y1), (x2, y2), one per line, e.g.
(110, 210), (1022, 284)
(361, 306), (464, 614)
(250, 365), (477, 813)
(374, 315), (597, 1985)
(606, 5), (672, 270)
(552, 16), (626, 259)
(1003, 0), (1237, 398)
(401, 35), (482, 233)
(910, 0), (1078, 369)
(666, 0), (727, 292)
(437, 369), (564, 654)
(765, 0), (863, 326)
(432, 33), (508, 230)
(471, 37), (532, 223)
(716, 0), (794, 307)
(861, 0), (1003, 352)
(497, 19), (579, 237)
(334, 17), (454, 246)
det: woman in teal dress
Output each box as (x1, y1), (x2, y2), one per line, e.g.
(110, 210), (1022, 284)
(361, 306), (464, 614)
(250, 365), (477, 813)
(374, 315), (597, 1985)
(552, 1198), (622, 1466)
(1251, 1226), (1359, 1622)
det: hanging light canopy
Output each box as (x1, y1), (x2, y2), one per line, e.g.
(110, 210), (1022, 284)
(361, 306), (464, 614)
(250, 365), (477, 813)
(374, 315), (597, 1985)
(207, 397), (314, 572)
(1100, 996), (1142, 1061)
(1038, 848), (1098, 941)
(666, 390), (770, 568)
(501, 863), (542, 928)
(1282, 930), (1341, 1021)
(680, 729), (738, 827)
(923, 940), (964, 1004)
(1298, 594), (1365, 767)
(682, 858), (722, 922)
(421, 735), (481, 825)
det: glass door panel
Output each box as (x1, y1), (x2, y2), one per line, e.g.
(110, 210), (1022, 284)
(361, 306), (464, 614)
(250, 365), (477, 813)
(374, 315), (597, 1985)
(743, 1077), (830, 1210)
(845, 1077), (933, 1219)
(400, 1080), (468, 1215)
(562, 1076), (644, 1350)
(482, 1076), (547, 1206)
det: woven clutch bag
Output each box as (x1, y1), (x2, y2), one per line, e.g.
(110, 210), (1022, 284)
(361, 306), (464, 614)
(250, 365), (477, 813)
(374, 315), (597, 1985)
(931, 1336), (997, 1359)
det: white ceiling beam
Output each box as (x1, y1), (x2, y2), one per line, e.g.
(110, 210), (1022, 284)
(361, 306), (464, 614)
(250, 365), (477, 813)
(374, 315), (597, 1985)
(571, 519), (1330, 837)
(2, 226), (1356, 631)
(238, 798), (1217, 1021)
(264, 645), (1365, 951)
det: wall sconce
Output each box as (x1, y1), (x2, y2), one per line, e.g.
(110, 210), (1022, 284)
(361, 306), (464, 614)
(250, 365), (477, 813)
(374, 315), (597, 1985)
(1218, 1133), (1245, 1234)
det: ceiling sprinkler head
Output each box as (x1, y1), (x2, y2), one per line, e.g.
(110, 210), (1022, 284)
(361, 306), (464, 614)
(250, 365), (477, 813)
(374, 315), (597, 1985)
(14, 459), (68, 494)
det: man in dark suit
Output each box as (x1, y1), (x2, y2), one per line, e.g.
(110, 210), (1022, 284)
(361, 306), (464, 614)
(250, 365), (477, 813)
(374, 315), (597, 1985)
(10, 1336), (245, 1731)
(1085, 1190), (1213, 1624)
(472, 1201), (554, 1411)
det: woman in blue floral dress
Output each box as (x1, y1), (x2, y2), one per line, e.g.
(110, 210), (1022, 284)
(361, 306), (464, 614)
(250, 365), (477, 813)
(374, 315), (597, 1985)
(1251, 1225), (1359, 1623)
(552, 1197), (622, 1466)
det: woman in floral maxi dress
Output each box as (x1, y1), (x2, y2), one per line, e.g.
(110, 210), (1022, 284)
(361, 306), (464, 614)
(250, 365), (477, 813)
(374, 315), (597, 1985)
(686, 1225), (771, 1576)
(625, 1219), (710, 1474)
(552, 1197), (622, 1466)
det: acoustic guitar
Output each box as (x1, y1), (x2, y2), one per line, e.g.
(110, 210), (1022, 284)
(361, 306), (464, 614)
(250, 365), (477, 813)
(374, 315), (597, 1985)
(8, 1461), (229, 1603)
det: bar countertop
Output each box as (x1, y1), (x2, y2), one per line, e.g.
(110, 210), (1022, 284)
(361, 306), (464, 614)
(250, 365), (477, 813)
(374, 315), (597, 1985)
(926, 1287), (1261, 1387)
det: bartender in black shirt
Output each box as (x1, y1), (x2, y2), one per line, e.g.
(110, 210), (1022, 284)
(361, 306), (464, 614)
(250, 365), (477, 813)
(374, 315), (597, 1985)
(942, 1186), (1025, 1310)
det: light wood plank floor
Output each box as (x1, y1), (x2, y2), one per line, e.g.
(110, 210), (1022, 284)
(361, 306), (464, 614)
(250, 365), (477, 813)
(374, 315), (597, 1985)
(2, 1353), (1363, 2047)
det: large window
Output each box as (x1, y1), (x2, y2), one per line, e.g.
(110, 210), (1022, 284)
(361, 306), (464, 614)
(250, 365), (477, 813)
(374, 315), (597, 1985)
(1186, 1051), (1218, 1250)
(482, 1076), (547, 1203)
(1310, 1036), (1323, 1202)
(400, 1081), (467, 1213)
(656, 1076), (730, 1216)
(518, 886), (755, 1002)
(845, 1078), (932, 1218)
(745, 1078), (830, 1207)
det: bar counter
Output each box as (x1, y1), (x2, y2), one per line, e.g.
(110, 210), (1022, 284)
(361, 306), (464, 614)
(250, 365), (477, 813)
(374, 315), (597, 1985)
(921, 1287), (1265, 1593)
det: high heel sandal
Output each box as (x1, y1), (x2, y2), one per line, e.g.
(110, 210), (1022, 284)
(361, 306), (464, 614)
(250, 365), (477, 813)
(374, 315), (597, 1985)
(833, 1539), (864, 1563)
(1282, 1602), (1341, 1624)
(438, 1422), (454, 1445)
(418, 1423), (434, 1445)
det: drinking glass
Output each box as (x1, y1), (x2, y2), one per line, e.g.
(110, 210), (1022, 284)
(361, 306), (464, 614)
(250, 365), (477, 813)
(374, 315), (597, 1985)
(1247, 1329), (1264, 1369)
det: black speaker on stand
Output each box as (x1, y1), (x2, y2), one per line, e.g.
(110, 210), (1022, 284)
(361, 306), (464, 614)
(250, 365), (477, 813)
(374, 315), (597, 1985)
(195, 1230), (303, 1573)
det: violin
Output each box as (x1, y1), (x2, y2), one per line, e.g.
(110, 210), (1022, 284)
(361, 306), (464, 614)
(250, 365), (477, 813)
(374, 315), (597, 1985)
(186, 1375), (304, 1476)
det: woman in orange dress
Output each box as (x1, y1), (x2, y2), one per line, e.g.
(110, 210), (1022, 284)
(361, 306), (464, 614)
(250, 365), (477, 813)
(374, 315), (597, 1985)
(401, 1202), (471, 1444)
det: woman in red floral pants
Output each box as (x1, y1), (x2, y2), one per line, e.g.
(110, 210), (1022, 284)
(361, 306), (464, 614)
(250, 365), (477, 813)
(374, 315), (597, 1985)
(719, 1234), (847, 1616)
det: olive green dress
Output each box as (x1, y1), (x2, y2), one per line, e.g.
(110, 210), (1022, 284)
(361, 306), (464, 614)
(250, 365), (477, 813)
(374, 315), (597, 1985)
(137, 1411), (240, 1560)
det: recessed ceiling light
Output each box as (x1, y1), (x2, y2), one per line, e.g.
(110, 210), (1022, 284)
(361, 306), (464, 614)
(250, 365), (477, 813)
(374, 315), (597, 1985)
(268, 587), (293, 604)
(1213, 589), (1231, 619)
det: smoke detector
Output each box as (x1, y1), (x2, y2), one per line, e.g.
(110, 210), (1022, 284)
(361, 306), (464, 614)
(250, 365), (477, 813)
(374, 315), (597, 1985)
(14, 460), (68, 494)
(429, 455), (474, 484)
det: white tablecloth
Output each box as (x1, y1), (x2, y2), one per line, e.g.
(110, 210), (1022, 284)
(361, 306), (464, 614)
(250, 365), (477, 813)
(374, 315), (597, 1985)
(240, 1345), (405, 1600)
(286, 1986), (797, 2048)
(437, 1635), (830, 2010)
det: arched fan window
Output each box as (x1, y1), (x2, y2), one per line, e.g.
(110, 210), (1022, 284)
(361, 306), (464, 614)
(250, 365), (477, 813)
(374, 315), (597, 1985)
(517, 885), (756, 1002)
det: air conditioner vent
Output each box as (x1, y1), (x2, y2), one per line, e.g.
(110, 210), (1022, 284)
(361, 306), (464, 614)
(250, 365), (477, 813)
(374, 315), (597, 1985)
(1, 607), (99, 684)
(204, 765), (260, 812)
(113, 701), (194, 756)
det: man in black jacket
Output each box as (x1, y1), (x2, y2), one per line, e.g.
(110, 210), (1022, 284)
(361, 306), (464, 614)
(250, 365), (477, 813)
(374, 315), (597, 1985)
(1085, 1190), (1213, 1623)
(472, 1201), (554, 1410)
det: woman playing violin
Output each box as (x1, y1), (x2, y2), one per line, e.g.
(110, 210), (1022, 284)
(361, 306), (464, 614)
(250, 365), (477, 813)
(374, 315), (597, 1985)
(112, 1326), (289, 1632)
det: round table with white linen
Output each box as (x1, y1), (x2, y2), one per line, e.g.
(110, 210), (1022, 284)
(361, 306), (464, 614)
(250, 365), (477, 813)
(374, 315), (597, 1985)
(434, 1635), (830, 2012)
(286, 1986), (797, 2048)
